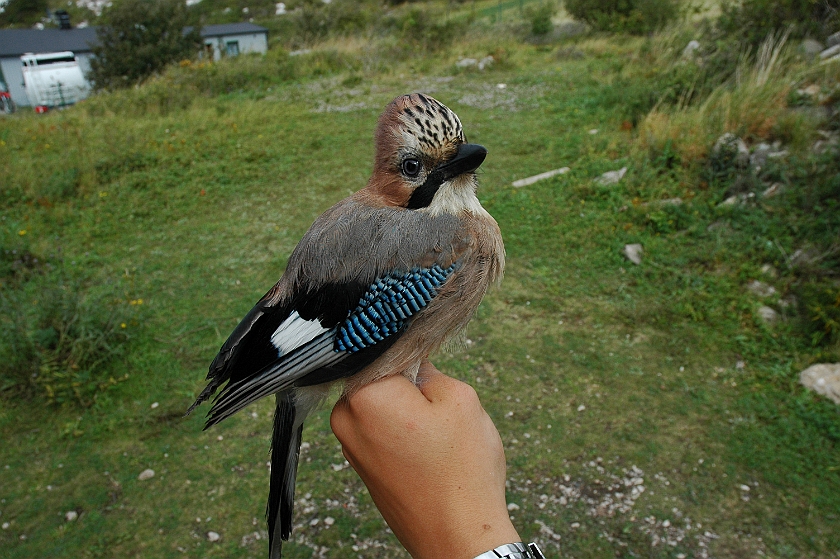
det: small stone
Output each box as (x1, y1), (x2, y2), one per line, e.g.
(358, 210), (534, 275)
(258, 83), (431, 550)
(324, 517), (335, 527)
(477, 56), (494, 70)
(497, 83), (507, 89)
(577, 404), (586, 412)
(760, 264), (777, 277)
(570, 522), (580, 528)
(150, 402), (159, 409)
(682, 40), (700, 57)
(762, 183), (783, 198)
(750, 142), (772, 170)
(662, 519), (671, 527)
(456, 58), (478, 68)
(746, 280), (776, 298)
(713, 133), (749, 167)
(799, 363), (840, 405)
(820, 44), (840, 60)
(719, 195), (739, 206)
(623, 244), (643, 265)
(800, 39), (824, 58)
(507, 502), (520, 511)
(739, 484), (750, 491)
(757, 306), (778, 323)
(207, 531), (221, 542)
(2, 522), (9, 529)
(65, 511), (78, 522)
(827, 31), (840, 48)
(512, 167), (570, 187)
(595, 167), (627, 185)
(588, 129), (599, 135)
(137, 469), (155, 481)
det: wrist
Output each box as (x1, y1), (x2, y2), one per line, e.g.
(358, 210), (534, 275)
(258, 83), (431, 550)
(472, 542), (546, 559)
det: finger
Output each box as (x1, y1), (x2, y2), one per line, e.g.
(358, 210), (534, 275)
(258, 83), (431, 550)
(416, 363), (470, 404)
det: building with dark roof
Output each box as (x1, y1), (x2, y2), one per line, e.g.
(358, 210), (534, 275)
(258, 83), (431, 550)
(0, 22), (268, 107)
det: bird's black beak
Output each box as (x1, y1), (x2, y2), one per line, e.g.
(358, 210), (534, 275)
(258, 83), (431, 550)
(438, 143), (487, 180)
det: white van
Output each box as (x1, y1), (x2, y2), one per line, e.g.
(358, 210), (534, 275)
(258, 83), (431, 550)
(21, 51), (90, 109)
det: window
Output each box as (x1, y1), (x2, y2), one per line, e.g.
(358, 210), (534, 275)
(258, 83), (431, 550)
(225, 41), (240, 57)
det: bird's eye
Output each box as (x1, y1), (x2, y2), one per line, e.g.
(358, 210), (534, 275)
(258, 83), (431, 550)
(401, 158), (421, 177)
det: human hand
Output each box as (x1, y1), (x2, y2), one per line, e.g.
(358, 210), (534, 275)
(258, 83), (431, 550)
(330, 361), (520, 559)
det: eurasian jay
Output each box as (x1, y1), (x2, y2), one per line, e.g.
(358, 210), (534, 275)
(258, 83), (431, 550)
(188, 93), (505, 559)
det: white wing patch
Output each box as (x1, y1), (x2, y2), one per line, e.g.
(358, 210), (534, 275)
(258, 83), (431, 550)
(271, 311), (329, 356)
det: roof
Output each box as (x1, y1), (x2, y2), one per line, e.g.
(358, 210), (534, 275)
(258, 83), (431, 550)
(0, 27), (99, 57)
(195, 23), (269, 38)
(0, 23), (267, 58)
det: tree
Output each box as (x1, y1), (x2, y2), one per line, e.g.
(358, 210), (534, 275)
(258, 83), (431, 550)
(0, 0), (48, 28)
(88, 0), (200, 90)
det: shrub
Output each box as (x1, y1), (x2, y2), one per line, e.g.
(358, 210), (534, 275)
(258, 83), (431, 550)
(564, 0), (681, 34)
(526, 2), (556, 36)
(718, 0), (840, 47)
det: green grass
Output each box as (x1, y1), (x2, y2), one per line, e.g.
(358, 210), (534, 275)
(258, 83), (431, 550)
(1, 23), (839, 559)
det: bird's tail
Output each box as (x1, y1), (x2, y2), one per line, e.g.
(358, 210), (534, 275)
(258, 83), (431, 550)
(268, 390), (305, 559)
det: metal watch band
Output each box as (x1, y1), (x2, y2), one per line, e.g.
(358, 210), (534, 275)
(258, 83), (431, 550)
(472, 541), (546, 559)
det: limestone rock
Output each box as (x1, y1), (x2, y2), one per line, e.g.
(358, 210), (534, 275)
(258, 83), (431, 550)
(820, 44), (840, 60)
(595, 167), (627, 185)
(512, 167), (570, 187)
(682, 40), (700, 58)
(747, 280), (776, 298)
(757, 306), (778, 323)
(800, 39), (824, 58)
(623, 244), (643, 265)
(713, 133), (749, 167)
(207, 531), (221, 542)
(65, 511), (78, 522)
(800, 363), (840, 404)
(137, 469), (155, 481)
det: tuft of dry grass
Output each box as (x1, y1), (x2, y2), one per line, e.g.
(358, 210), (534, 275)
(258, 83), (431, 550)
(639, 31), (812, 160)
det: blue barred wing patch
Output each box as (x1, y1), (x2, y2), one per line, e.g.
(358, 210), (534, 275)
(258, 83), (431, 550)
(335, 264), (456, 353)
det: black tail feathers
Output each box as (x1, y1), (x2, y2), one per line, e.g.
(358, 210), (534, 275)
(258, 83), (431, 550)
(267, 391), (304, 559)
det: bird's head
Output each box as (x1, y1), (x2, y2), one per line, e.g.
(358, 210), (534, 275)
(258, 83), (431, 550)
(367, 93), (487, 215)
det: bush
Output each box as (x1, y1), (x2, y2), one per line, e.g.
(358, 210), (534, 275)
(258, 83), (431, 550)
(565, 0), (681, 34)
(0, 266), (137, 406)
(718, 0), (840, 48)
(526, 2), (556, 36)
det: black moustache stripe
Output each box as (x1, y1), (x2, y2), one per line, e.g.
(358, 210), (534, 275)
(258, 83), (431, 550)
(406, 170), (446, 209)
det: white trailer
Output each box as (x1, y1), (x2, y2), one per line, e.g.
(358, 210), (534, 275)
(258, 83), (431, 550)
(21, 51), (90, 109)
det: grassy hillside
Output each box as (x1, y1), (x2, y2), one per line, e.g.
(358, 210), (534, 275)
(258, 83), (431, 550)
(1, 13), (839, 559)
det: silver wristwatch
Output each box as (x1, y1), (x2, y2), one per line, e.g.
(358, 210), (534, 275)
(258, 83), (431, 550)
(472, 542), (546, 559)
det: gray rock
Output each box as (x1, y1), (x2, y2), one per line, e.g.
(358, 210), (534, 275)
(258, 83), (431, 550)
(762, 183), (783, 197)
(828, 31), (840, 48)
(623, 244), (643, 265)
(718, 195), (740, 207)
(800, 363), (840, 404)
(456, 58), (478, 68)
(65, 511), (78, 522)
(800, 39), (825, 57)
(757, 306), (778, 323)
(821, 44), (840, 59)
(595, 167), (627, 185)
(713, 133), (749, 167)
(747, 280), (776, 298)
(683, 40), (700, 57)
(207, 531), (221, 542)
(477, 56), (494, 70)
(137, 469), (155, 481)
(750, 142), (772, 169)
(512, 167), (570, 187)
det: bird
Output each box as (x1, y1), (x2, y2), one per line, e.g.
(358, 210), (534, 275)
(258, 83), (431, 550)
(187, 93), (505, 559)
